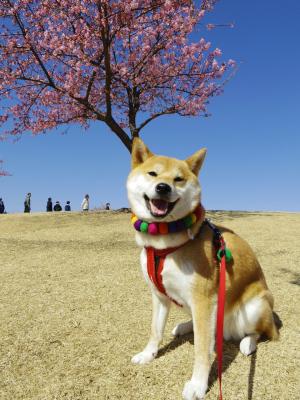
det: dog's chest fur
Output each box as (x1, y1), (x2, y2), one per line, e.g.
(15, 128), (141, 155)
(140, 248), (194, 309)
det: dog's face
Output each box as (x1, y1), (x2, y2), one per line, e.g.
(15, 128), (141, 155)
(127, 139), (206, 222)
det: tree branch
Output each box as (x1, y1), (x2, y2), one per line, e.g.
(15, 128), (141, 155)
(137, 107), (177, 132)
(85, 71), (97, 102)
(127, 86), (140, 138)
(98, 2), (112, 119)
(105, 116), (132, 152)
(8, 1), (56, 88)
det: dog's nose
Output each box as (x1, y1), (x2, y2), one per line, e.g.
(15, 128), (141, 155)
(156, 183), (172, 195)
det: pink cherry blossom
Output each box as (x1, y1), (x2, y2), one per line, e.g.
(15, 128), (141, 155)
(0, 0), (234, 152)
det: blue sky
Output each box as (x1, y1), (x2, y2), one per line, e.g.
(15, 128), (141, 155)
(1, 0), (300, 213)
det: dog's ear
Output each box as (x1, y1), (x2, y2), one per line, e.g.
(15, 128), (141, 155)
(131, 138), (153, 169)
(185, 148), (207, 176)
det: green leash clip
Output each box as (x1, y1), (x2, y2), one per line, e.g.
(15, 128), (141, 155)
(217, 247), (233, 262)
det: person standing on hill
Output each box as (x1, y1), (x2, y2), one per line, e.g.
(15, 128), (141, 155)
(0, 198), (5, 214)
(81, 194), (89, 212)
(105, 202), (110, 210)
(46, 197), (53, 212)
(64, 201), (71, 211)
(53, 201), (62, 211)
(24, 193), (31, 213)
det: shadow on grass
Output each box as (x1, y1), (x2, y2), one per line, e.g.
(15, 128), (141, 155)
(157, 318), (282, 399)
(157, 334), (240, 393)
(157, 332), (194, 359)
(279, 268), (300, 286)
(208, 340), (239, 390)
(290, 275), (300, 285)
(246, 313), (282, 400)
(247, 351), (257, 400)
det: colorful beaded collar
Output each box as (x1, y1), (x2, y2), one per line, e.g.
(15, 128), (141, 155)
(131, 204), (204, 235)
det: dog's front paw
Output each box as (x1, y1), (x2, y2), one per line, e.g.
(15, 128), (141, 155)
(182, 380), (206, 400)
(172, 320), (193, 337)
(131, 350), (157, 365)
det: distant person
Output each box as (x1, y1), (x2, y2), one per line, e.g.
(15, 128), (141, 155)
(46, 197), (53, 212)
(105, 202), (110, 211)
(64, 201), (71, 211)
(53, 201), (62, 212)
(24, 193), (31, 213)
(0, 198), (5, 214)
(81, 194), (89, 212)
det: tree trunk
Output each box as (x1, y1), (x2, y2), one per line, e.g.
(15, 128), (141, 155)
(105, 118), (135, 153)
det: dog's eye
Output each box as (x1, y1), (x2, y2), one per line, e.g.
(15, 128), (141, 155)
(174, 176), (184, 182)
(148, 171), (157, 177)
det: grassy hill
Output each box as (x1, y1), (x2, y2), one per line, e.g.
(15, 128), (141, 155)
(0, 210), (299, 400)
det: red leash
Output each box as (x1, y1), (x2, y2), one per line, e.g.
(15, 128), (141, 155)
(204, 219), (231, 400)
(146, 218), (229, 400)
(216, 237), (227, 400)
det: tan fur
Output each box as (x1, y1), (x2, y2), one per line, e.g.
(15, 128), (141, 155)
(127, 138), (278, 399)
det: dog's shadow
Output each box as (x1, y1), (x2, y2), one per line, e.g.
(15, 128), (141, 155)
(157, 332), (195, 359)
(157, 333), (240, 387)
(208, 340), (239, 388)
(156, 312), (282, 400)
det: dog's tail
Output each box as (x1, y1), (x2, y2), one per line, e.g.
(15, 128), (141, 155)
(260, 291), (280, 341)
(266, 318), (280, 341)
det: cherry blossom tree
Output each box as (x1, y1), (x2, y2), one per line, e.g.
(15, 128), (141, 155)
(0, 0), (234, 152)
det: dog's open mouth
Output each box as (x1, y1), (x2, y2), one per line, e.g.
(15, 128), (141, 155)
(144, 195), (178, 218)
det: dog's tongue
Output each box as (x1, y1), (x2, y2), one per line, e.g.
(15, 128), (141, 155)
(150, 199), (169, 216)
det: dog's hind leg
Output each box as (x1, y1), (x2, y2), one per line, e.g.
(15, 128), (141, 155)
(239, 299), (278, 356)
(172, 320), (193, 337)
(233, 291), (279, 356)
(131, 292), (171, 365)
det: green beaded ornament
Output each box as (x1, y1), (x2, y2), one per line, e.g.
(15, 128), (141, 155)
(217, 247), (233, 262)
(140, 221), (149, 233)
(183, 215), (193, 228)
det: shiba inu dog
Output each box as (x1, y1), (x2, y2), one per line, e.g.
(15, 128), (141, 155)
(127, 138), (278, 400)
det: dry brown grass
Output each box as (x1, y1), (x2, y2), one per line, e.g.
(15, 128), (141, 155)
(0, 210), (299, 400)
